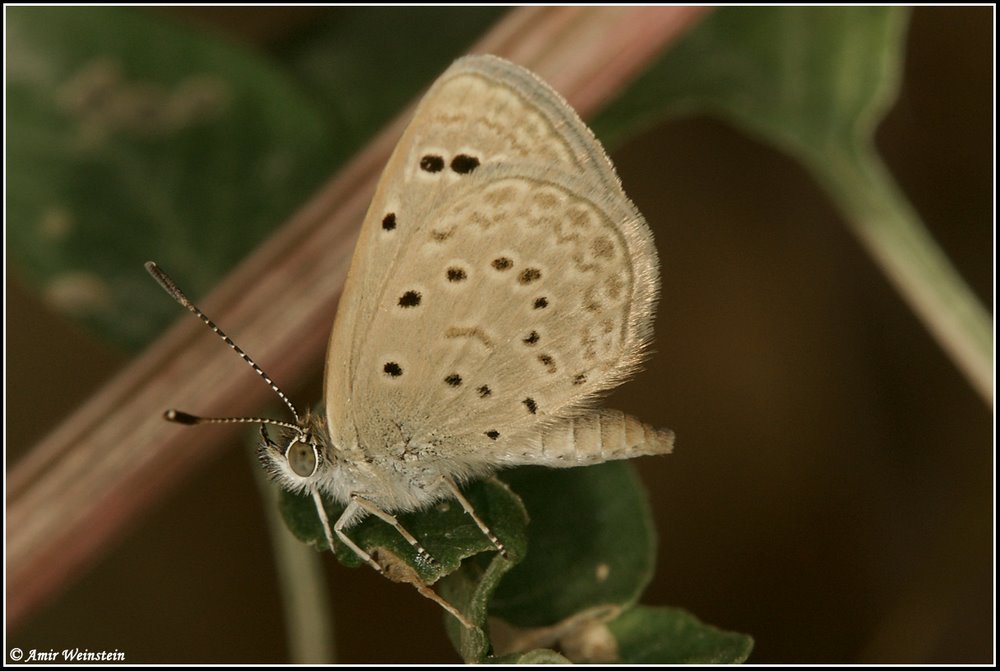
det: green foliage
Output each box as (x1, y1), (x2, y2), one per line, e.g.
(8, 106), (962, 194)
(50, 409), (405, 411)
(7, 7), (334, 349)
(279, 477), (528, 585)
(607, 606), (754, 664)
(280, 462), (752, 663)
(595, 6), (907, 154)
(490, 465), (656, 627)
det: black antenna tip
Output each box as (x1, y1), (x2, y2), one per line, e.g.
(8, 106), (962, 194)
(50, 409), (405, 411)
(164, 409), (200, 425)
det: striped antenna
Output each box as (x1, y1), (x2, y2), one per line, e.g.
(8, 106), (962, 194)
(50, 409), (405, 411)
(145, 261), (302, 425)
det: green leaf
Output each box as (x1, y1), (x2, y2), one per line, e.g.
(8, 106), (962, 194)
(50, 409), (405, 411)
(490, 462), (657, 628)
(439, 551), (521, 662)
(595, 7), (907, 152)
(279, 477), (527, 585)
(282, 476), (528, 663)
(280, 462), (661, 663)
(6, 7), (334, 351)
(279, 457), (752, 665)
(606, 606), (753, 664)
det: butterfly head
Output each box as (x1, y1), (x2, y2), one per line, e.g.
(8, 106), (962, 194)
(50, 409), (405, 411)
(256, 409), (333, 492)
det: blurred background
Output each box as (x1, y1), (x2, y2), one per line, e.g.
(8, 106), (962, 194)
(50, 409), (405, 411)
(6, 6), (992, 663)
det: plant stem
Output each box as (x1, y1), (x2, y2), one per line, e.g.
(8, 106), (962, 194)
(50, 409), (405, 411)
(252, 459), (336, 663)
(815, 147), (993, 407)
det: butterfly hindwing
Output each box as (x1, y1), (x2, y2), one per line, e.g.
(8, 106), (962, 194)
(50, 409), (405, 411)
(324, 56), (658, 465)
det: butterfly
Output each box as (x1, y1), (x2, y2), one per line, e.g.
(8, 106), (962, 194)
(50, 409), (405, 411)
(148, 54), (673, 627)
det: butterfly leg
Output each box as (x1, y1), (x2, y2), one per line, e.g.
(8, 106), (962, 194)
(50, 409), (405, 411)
(349, 495), (439, 568)
(410, 583), (474, 629)
(441, 476), (508, 558)
(321, 495), (472, 628)
(319, 494), (384, 573)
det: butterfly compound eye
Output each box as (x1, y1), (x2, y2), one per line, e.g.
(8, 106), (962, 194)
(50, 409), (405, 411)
(285, 439), (318, 478)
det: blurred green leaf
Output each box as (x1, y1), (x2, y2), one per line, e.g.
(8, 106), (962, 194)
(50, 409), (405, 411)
(595, 7), (907, 152)
(490, 463), (657, 628)
(6, 7), (334, 350)
(606, 606), (753, 664)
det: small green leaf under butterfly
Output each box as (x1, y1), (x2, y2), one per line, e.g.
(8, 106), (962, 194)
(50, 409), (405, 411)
(278, 476), (528, 586)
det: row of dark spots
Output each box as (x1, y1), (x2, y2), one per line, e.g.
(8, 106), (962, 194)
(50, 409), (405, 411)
(519, 324), (575, 378)
(437, 365), (576, 387)
(490, 257), (543, 286)
(444, 375), (493, 399)
(396, 284), (543, 306)
(444, 264), (545, 295)
(483, 397), (538, 441)
(519, 268), (541, 284)
(383, 151), (480, 231)
(379, 151), (482, 232)
(514, 340), (555, 372)
(538, 354), (556, 373)
(420, 153), (480, 175)
(380, 369), (535, 429)
(384, 364), (493, 398)
(415, 368), (505, 441)
(379, 364), (545, 438)
(386, 360), (581, 389)
(398, 288), (542, 311)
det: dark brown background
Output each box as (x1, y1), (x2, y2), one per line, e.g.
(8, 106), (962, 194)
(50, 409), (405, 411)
(7, 7), (992, 664)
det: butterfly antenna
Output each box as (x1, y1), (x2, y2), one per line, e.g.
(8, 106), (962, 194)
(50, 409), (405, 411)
(145, 261), (302, 424)
(163, 409), (301, 433)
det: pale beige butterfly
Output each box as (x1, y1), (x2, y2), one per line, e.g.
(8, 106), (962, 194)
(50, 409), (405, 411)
(149, 54), (673, 627)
